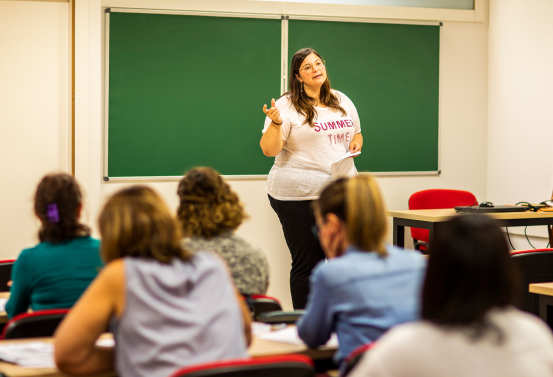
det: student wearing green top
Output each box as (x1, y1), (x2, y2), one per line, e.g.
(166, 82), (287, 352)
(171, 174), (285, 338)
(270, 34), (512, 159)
(6, 173), (102, 318)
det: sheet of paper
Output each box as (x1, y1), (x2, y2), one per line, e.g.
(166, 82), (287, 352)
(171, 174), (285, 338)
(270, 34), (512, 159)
(251, 322), (274, 335)
(95, 338), (115, 347)
(0, 342), (55, 368)
(0, 298), (8, 312)
(256, 326), (338, 347)
(331, 151), (361, 179)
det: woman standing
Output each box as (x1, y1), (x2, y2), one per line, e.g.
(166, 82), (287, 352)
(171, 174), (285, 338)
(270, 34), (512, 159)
(260, 48), (363, 309)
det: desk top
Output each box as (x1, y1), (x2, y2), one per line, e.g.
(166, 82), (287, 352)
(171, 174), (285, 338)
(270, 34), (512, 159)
(529, 282), (553, 296)
(0, 328), (336, 377)
(387, 209), (553, 223)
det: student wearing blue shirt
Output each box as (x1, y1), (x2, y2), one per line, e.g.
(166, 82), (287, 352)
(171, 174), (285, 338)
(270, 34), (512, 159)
(296, 175), (426, 370)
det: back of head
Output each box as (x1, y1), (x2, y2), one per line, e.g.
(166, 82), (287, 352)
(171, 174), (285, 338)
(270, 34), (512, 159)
(34, 173), (90, 244)
(316, 175), (388, 256)
(177, 167), (246, 238)
(99, 185), (190, 263)
(422, 214), (520, 332)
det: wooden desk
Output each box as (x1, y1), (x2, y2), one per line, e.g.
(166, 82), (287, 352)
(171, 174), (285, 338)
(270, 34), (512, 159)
(0, 328), (336, 377)
(529, 282), (553, 324)
(388, 209), (553, 252)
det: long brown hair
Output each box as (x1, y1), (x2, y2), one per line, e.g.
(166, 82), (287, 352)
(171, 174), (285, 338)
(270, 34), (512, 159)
(177, 167), (247, 238)
(98, 185), (192, 264)
(34, 173), (90, 244)
(286, 48), (346, 127)
(315, 175), (388, 257)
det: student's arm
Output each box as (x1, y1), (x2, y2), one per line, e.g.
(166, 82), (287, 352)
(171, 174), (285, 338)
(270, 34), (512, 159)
(5, 252), (32, 318)
(236, 290), (252, 347)
(296, 268), (334, 347)
(260, 98), (285, 156)
(54, 259), (125, 375)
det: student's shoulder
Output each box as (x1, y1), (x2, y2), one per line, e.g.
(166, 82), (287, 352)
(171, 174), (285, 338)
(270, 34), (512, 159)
(310, 256), (353, 286)
(274, 93), (294, 111)
(332, 89), (353, 105)
(498, 307), (553, 341)
(387, 245), (427, 268)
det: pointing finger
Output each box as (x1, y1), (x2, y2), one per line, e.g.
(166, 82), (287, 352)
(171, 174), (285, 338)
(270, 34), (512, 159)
(271, 98), (276, 107)
(263, 104), (268, 114)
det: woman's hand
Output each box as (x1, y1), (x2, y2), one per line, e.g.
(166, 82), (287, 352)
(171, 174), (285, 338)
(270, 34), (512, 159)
(263, 98), (283, 125)
(349, 133), (363, 155)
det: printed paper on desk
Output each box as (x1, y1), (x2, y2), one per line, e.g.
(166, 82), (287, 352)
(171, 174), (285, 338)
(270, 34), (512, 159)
(0, 342), (55, 368)
(0, 298), (7, 312)
(257, 326), (339, 347)
(331, 151), (361, 179)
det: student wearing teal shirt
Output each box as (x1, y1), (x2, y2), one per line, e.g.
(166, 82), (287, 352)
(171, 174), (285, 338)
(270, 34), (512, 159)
(6, 173), (102, 318)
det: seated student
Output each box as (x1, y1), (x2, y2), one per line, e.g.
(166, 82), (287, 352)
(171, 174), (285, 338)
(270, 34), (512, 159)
(296, 176), (426, 370)
(54, 186), (251, 377)
(177, 167), (269, 295)
(6, 173), (102, 318)
(350, 214), (553, 377)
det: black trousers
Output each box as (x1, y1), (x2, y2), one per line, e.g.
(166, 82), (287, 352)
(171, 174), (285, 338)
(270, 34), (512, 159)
(269, 195), (326, 309)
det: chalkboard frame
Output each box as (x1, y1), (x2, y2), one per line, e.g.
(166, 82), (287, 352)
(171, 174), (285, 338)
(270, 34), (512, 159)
(102, 9), (441, 181)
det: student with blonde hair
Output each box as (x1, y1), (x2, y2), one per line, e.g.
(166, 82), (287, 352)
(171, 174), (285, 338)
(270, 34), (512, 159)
(297, 175), (426, 371)
(54, 186), (251, 377)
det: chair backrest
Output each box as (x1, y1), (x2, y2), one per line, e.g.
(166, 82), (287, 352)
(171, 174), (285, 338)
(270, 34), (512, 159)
(409, 189), (477, 243)
(257, 310), (305, 325)
(169, 355), (315, 377)
(0, 260), (15, 293)
(342, 342), (375, 377)
(1, 309), (70, 339)
(511, 249), (553, 316)
(244, 295), (282, 321)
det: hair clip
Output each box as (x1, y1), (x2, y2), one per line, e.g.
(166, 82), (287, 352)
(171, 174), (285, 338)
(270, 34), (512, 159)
(46, 203), (60, 223)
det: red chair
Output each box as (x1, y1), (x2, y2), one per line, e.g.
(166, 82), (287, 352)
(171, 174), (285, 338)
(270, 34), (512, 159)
(0, 259), (15, 292)
(169, 354), (315, 377)
(342, 343), (376, 377)
(1, 309), (69, 339)
(243, 294), (282, 321)
(409, 189), (477, 251)
(511, 249), (553, 321)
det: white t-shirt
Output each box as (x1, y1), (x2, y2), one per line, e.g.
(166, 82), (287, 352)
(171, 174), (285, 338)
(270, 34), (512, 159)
(262, 90), (361, 201)
(349, 307), (553, 377)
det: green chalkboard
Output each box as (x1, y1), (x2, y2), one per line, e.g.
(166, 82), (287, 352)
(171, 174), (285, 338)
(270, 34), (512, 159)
(288, 20), (440, 173)
(106, 12), (440, 177)
(107, 12), (281, 177)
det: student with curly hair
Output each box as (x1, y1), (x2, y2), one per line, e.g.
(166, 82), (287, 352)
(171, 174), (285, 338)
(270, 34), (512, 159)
(177, 167), (269, 295)
(55, 186), (251, 377)
(6, 173), (102, 318)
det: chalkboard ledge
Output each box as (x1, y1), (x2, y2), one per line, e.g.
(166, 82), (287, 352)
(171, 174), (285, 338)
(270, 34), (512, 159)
(103, 171), (440, 182)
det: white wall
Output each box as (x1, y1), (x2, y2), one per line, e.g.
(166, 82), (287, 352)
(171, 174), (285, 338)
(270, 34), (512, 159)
(488, 0), (553, 241)
(0, 1), (70, 258)
(0, 0), (489, 310)
(69, 0), (490, 309)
